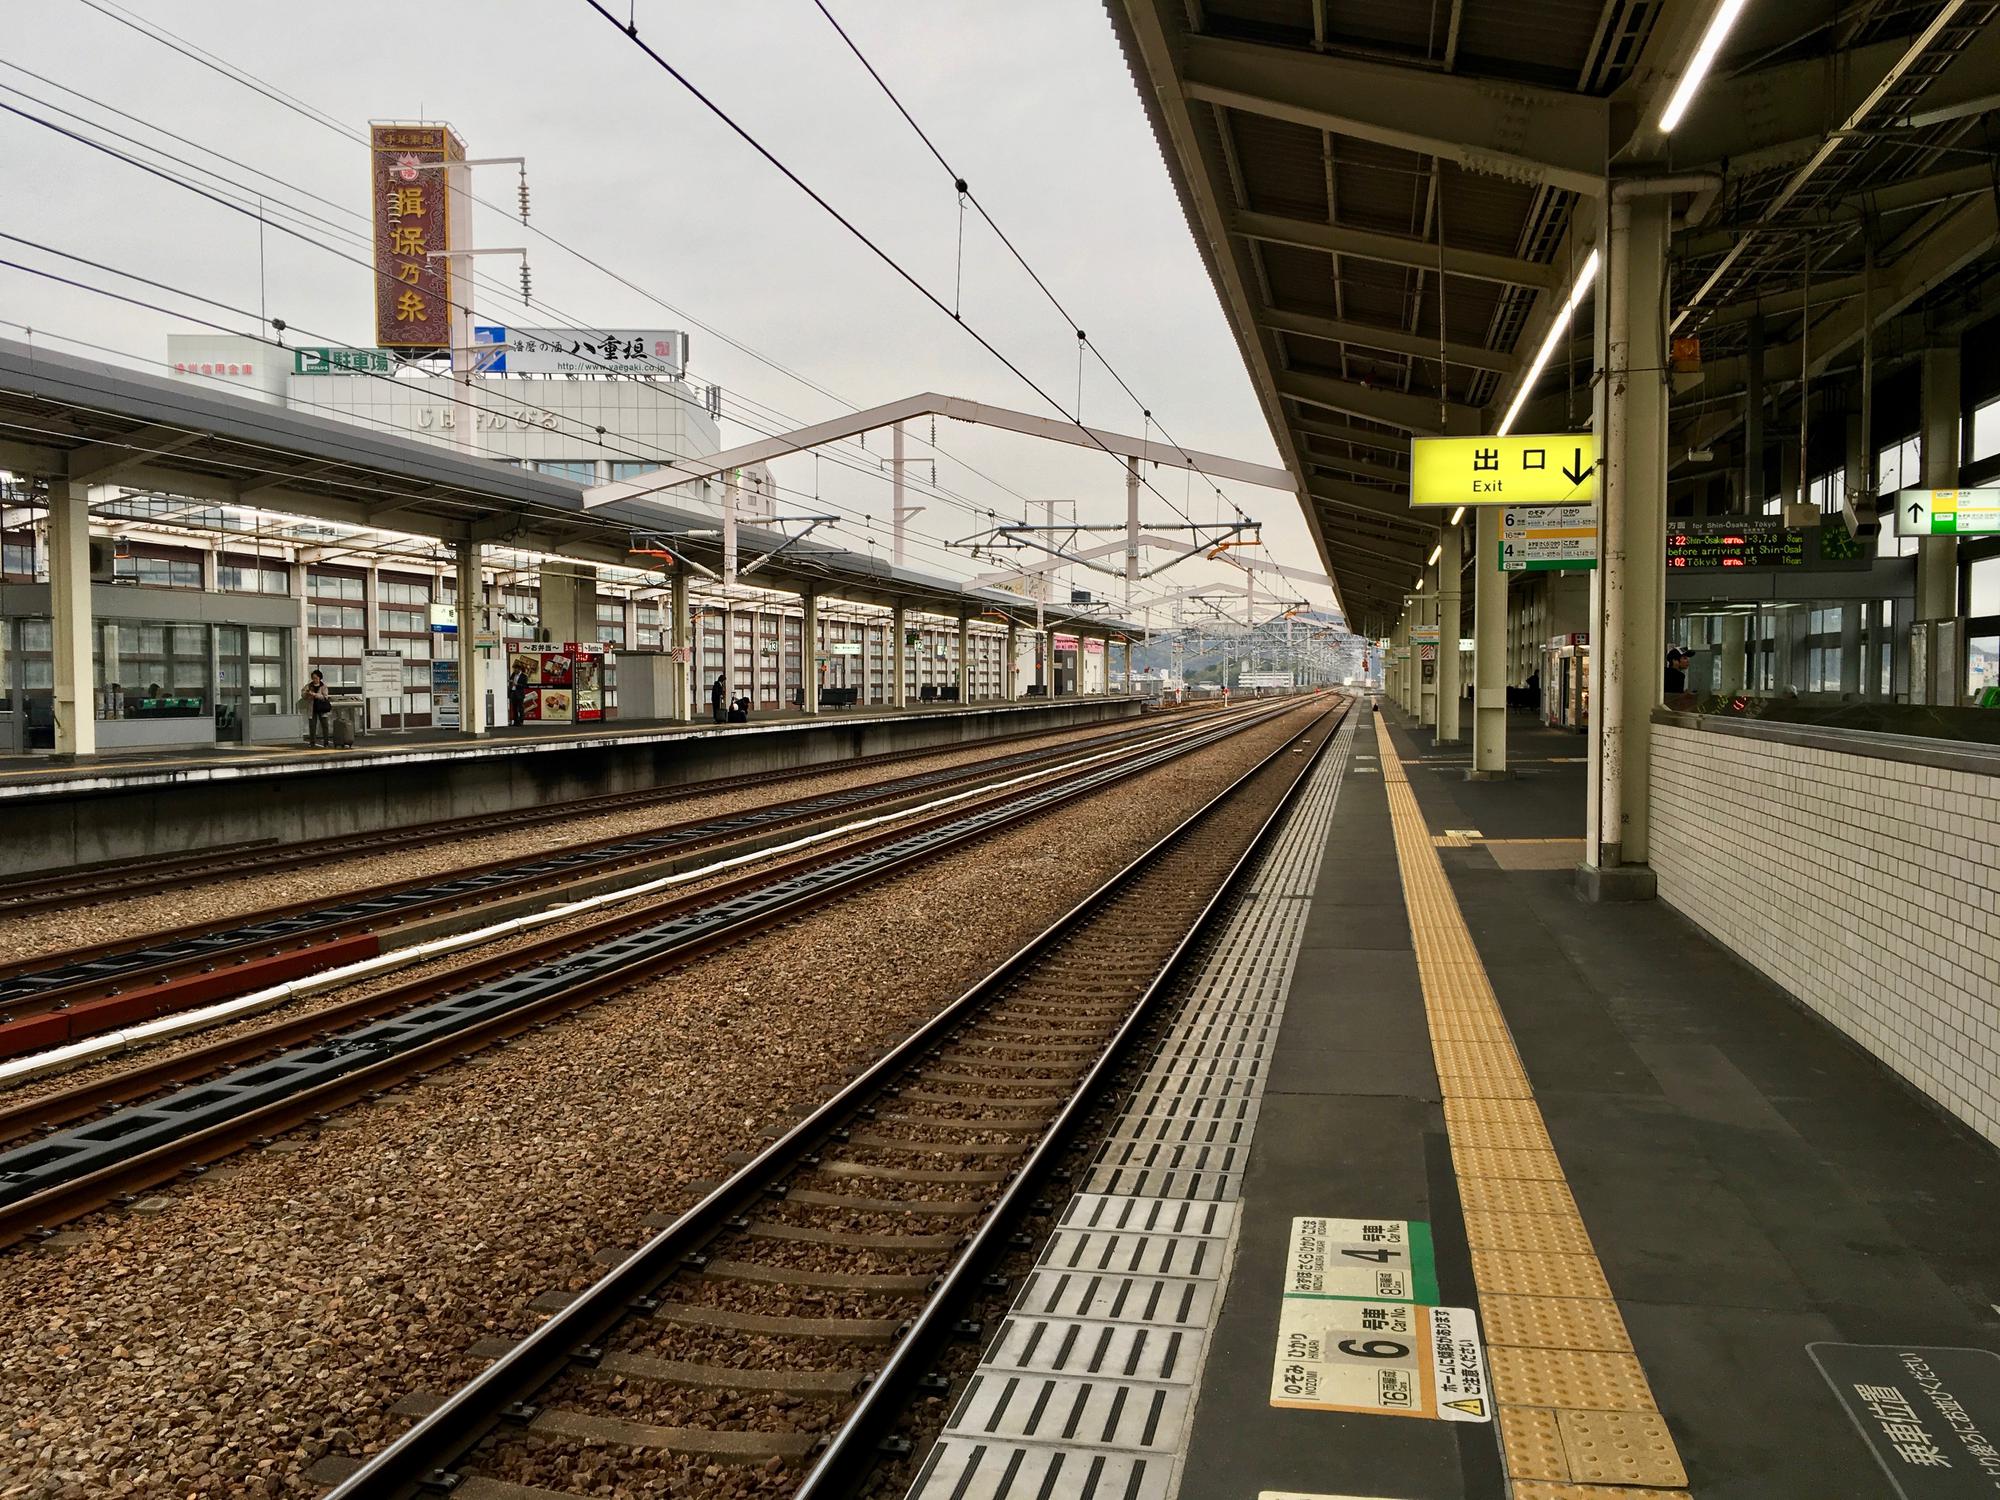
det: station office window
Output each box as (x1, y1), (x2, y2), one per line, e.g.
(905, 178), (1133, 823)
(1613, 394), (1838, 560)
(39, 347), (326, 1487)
(94, 619), (211, 718)
(217, 561), (290, 594)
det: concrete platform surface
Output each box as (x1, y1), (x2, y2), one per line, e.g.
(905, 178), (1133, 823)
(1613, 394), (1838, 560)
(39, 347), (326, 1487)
(961, 699), (2000, 1500)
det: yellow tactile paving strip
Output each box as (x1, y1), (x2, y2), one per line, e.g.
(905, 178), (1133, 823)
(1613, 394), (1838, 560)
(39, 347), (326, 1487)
(1377, 725), (1690, 1495)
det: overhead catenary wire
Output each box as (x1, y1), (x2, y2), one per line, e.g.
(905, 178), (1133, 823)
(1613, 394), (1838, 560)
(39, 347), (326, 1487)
(0, 274), (1004, 587)
(59, 0), (1044, 518)
(45, 0), (1268, 612)
(17, 5), (1270, 613)
(578, 0), (1243, 551)
(808, 0), (1249, 529)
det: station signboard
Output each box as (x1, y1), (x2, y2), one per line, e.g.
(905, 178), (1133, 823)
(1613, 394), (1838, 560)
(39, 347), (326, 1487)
(1894, 488), (2000, 536)
(360, 648), (404, 700)
(1239, 671), (1295, 689)
(1411, 434), (1597, 507)
(1409, 625), (1440, 645)
(1501, 505), (1597, 572)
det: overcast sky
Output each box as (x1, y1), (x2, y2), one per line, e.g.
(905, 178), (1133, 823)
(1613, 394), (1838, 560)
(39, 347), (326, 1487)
(2, 0), (1337, 619)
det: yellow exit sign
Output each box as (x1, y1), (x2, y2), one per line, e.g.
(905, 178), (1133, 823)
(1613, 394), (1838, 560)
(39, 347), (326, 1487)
(1411, 434), (1598, 507)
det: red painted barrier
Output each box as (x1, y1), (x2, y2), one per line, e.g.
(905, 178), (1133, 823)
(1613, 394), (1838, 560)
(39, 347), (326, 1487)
(0, 934), (382, 1061)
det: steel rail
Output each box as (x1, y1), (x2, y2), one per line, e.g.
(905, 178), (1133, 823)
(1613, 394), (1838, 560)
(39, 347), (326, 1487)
(0, 701), (1307, 1248)
(322, 697), (1346, 1499)
(0, 706), (1280, 1145)
(797, 703), (1342, 1497)
(0, 710), (1221, 1024)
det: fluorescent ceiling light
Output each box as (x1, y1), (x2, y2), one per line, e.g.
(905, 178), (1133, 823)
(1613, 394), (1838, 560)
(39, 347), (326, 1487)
(1658, 0), (1752, 132)
(1449, 506), (1465, 526)
(1498, 248), (1601, 436)
(1427, 543), (1443, 566)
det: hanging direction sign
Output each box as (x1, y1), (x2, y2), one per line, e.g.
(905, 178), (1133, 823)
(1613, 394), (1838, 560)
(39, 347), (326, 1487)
(1501, 504), (1597, 571)
(1411, 434), (1597, 507)
(1895, 489), (2000, 536)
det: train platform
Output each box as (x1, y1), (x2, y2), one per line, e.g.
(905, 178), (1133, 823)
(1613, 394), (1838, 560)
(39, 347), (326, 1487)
(0, 695), (1150, 795)
(3, 694), (1148, 876)
(920, 700), (2000, 1499)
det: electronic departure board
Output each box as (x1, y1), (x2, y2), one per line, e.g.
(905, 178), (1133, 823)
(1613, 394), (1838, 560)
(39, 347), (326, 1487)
(1666, 518), (1806, 570)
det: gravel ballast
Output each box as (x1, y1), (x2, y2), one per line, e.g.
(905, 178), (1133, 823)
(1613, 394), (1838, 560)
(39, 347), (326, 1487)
(0, 705), (1321, 1497)
(0, 715), (1154, 968)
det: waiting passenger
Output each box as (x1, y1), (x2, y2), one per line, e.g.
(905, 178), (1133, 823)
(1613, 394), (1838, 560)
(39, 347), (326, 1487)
(507, 662), (529, 727)
(304, 669), (332, 746)
(711, 674), (728, 725)
(1664, 648), (1688, 695)
(728, 696), (749, 723)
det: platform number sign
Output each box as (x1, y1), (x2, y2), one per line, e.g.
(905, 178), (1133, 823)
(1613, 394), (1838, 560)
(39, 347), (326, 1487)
(1268, 1217), (1490, 1424)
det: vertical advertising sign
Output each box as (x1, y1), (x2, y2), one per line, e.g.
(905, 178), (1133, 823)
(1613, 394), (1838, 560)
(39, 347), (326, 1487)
(370, 123), (462, 350)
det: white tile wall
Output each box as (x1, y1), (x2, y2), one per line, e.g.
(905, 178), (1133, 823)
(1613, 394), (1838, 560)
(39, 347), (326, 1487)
(1651, 723), (2000, 1149)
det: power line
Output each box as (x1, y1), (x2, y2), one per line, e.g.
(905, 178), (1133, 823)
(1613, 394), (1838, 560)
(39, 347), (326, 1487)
(63, 0), (1043, 519)
(808, 0), (1249, 529)
(24, 7), (1266, 610)
(578, 0), (1241, 554)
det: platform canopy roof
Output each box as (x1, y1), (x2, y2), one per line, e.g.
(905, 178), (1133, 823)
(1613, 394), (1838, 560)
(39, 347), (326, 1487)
(1109, 0), (2000, 635)
(0, 337), (1142, 634)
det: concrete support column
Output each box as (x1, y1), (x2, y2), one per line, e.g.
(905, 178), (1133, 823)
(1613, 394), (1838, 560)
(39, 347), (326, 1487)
(957, 611), (970, 704)
(892, 603), (908, 709)
(802, 589), (820, 714)
(454, 541), (486, 736)
(1418, 570), (1439, 728)
(289, 556), (310, 721)
(1583, 189), (1670, 898)
(1005, 619), (1018, 701)
(668, 571), (690, 721)
(1840, 606), (1863, 697)
(538, 562), (597, 647)
(1917, 346), (1962, 702)
(49, 478), (94, 756)
(1437, 526), (1463, 745)
(1719, 614), (1747, 694)
(1472, 506), (1507, 776)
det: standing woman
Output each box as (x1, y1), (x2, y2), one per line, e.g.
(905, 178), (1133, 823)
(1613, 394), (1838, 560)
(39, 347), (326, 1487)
(304, 669), (332, 746)
(711, 673), (728, 725)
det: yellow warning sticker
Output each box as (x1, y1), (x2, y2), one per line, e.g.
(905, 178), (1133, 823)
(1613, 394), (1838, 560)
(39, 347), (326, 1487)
(1270, 1301), (1491, 1423)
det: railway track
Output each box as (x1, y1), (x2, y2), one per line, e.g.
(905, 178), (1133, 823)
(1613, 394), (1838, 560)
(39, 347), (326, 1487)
(0, 698), (1321, 1250)
(312, 696), (1347, 1500)
(0, 709), (1198, 917)
(0, 709), (1239, 1060)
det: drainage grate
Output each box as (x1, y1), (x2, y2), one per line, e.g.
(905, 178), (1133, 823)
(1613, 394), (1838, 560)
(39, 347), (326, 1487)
(911, 714), (1358, 1500)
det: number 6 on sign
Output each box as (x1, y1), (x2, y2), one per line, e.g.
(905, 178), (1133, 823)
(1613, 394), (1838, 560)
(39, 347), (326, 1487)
(1270, 1300), (1491, 1423)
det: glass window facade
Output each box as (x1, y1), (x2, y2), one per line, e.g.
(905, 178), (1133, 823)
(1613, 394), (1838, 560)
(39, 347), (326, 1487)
(1669, 598), (1898, 702)
(114, 555), (201, 588)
